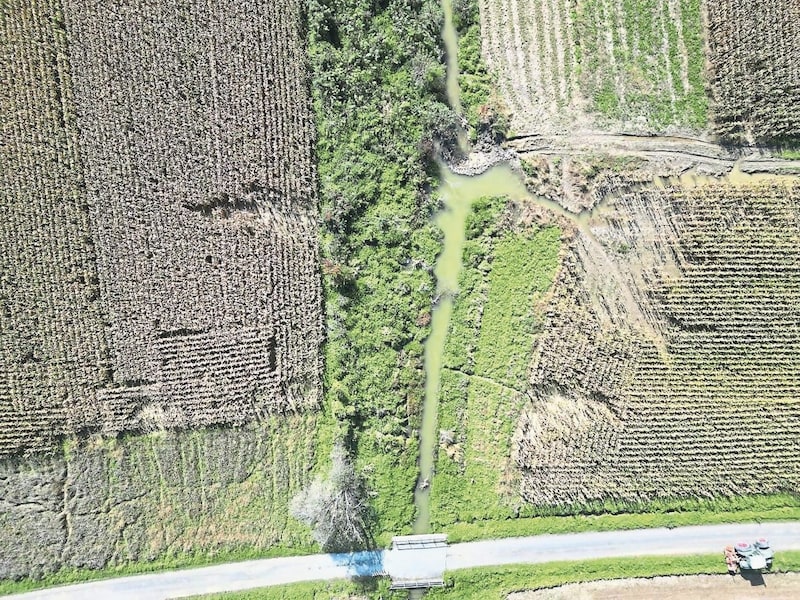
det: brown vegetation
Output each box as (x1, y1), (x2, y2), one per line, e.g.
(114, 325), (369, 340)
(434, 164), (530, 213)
(705, 0), (800, 143)
(0, 0), (322, 458)
(517, 181), (800, 506)
(1, 0), (108, 455)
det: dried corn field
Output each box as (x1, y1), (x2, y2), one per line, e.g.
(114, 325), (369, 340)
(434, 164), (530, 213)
(0, 0), (322, 458)
(518, 182), (800, 506)
(478, 0), (707, 135)
(705, 0), (800, 143)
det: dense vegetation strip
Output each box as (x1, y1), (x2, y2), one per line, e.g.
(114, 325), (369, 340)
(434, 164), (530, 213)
(453, 0), (507, 137)
(306, 0), (458, 540)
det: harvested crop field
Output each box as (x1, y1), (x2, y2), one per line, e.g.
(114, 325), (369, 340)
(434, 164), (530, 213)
(519, 181), (800, 506)
(0, 0), (322, 457)
(705, 0), (800, 143)
(1, 0), (107, 454)
(511, 572), (800, 599)
(479, 0), (707, 134)
(0, 0), (323, 577)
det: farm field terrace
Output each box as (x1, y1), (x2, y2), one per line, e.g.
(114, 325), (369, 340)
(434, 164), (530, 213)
(2, 0), (463, 583)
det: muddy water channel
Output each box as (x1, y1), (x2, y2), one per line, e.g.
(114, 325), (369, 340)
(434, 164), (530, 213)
(412, 0), (577, 534)
(413, 166), (532, 533)
(412, 163), (621, 533)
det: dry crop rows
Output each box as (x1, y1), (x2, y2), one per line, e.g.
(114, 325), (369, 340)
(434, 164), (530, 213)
(479, 0), (704, 135)
(0, 0), (322, 457)
(516, 182), (800, 506)
(706, 0), (800, 143)
(0, 0), (108, 455)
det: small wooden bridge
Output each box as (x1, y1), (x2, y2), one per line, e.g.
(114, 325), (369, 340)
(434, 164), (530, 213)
(385, 534), (448, 590)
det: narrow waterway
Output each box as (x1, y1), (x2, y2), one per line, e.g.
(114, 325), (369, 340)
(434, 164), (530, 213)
(413, 166), (536, 533)
(412, 0), (592, 533)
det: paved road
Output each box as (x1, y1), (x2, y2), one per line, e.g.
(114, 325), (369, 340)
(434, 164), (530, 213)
(7, 522), (800, 599)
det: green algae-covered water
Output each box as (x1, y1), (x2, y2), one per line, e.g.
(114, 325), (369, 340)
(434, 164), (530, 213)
(413, 165), (538, 533)
(411, 0), (580, 534)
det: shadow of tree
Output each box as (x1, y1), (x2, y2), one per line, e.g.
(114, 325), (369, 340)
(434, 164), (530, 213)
(331, 549), (386, 578)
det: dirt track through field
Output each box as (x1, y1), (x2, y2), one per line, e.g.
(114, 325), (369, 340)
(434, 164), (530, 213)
(506, 131), (800, 177)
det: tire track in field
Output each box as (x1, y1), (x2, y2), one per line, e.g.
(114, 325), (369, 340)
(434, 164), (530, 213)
(599, 0), (626, 107)
(508, 0), (536, 123)
(562, 0), (580, 106)
(667, 0), (691, 94)
(656, 0), (678, 115)
(548, 0), (568, 107)
(520, 0), (547, 126)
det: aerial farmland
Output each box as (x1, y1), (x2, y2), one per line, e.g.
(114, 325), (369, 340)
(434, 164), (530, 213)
(1, 0), (799, 597)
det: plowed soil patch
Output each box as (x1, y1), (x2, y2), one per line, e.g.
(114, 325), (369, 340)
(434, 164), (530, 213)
(510, 573), (800, 599)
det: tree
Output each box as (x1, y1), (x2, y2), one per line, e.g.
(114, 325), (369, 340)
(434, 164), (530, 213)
(290, 445), (372, 552)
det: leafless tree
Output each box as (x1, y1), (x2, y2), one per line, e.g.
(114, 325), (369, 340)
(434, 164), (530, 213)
(290, 445), (371, 552)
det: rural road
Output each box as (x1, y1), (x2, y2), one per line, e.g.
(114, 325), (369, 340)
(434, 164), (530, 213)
(6, 521), (800, 599)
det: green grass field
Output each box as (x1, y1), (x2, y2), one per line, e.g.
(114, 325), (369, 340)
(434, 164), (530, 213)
(430, 195), (562, 528)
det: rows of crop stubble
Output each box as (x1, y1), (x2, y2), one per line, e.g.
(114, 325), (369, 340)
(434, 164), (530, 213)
(0, 0), (109, 455)
(0, 0), (325, 579)
(0, 0), (322, 457)
(705, 0), (800, 143)
(478, 0), (706, 135)
(517, 182), (800, 508)
(62, 0), (323, 433)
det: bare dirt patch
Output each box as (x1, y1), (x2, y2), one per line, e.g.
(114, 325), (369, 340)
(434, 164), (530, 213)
(510, 572), (800, 599)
